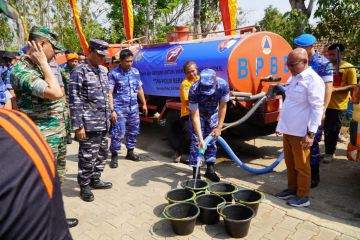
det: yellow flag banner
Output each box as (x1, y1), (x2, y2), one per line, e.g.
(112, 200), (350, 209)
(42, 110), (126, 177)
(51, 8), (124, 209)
(69, 0), (88, 55)
(219, 0), (237, 35)
(121, 0), (134, 40)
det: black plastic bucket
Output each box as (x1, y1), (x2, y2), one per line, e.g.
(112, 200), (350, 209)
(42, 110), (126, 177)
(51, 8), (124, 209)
(208, 182), (237, 203)
(163, 202), (200, 235)
(195, 194), (226, 225)
(166, 188), (195, 204)
(233, 189), (263, 216)
(181, 179), (208, 195)
(220, 204), (255, 238)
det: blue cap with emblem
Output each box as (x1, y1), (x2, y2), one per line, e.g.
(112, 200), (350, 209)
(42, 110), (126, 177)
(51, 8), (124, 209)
(293, 34), (317, 47)
(199, 68), (217, 95)
(89, 39), (109, 55)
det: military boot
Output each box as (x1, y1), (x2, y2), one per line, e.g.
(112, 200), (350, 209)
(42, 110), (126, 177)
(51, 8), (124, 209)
(110, 152), (118, 168)
(125, 149), (140, 161)
(90, 179), (113, 189)
(80, 185), (94, 202)
(204, 162), (220, 182)
(310, 164), (320, 188)
(66, 218), (79, 228)
(192, 167), (201, 179)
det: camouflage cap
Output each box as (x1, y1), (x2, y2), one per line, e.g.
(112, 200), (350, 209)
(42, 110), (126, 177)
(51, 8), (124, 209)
(29, 26), (65, 51)
(199, 68), (217, 95)
(89, 39), (109, 56)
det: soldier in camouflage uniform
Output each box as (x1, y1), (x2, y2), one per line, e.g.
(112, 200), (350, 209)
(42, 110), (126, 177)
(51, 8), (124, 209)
(10, 26), (78, 228)
(49, 57), (68, 183)
(108, 49), (148, 168)
(188, 68), (230, 182)
(69, 39), (112, 202)
(61, 53), (79, 144)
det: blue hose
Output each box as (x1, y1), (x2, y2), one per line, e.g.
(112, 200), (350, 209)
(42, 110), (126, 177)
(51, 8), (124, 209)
(201, 135), (284, 174)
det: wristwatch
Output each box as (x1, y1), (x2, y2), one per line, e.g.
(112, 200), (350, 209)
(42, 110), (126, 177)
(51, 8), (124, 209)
(307, 131), (315, 138)
(79, 124), (84, 129)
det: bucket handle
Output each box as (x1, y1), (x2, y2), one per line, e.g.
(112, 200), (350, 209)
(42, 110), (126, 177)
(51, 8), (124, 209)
(195, 190), (206, 196)
(162, 204), (193, 221)
(209, 183), (238, 196)
(165, 189), (197, 203)
(234, 189), (265, 204)
(180, 179), (209, 191)
(216, 202), (246, 219)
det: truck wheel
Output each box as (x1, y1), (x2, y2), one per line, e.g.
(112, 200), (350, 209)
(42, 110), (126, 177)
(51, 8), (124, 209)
(166, 110), (181, 150)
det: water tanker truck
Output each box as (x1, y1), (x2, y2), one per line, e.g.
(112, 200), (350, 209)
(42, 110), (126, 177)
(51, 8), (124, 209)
(114, 27), (292, 148)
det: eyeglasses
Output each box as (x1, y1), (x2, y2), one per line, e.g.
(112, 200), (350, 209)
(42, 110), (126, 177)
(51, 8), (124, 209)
(287, 60), (302, 68)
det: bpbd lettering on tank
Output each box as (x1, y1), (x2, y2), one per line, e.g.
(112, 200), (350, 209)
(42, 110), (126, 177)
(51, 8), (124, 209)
(237, 56), (289, 79)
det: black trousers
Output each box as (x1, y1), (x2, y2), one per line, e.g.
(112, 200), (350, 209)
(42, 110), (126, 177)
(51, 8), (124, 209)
(324, 108), (345, 155)
(177, 115), (190, 155)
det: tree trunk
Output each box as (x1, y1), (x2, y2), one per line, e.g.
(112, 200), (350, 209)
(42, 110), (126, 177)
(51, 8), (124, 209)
(289, 0), (315, 18)
(194, 0), (201, 37)
(145, 0), (150, 42)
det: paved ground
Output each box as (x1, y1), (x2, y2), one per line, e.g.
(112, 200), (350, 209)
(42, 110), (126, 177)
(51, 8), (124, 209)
(63, 123), (360, 239)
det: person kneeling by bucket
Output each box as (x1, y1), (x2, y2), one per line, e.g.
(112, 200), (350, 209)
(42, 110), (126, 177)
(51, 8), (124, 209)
(188, 68), (230, 182)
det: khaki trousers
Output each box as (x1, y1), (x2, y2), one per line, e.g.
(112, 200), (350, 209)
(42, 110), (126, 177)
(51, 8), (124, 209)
(283, 134), (311, 197)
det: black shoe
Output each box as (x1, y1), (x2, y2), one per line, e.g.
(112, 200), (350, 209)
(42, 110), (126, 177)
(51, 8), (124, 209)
(66, 134), (72, 144)
(311, 164), (320, 188)
(67, 218), (79, 228)
(90, 179), (113, 189)
(80, 185), (94, 202)
(192, 167), (201, 179)
(204, 163), (220, 182)
(110, 153), (118, 168)
(126, 149), (140, 161)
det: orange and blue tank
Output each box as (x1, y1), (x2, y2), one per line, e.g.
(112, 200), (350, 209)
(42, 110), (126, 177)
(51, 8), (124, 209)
(133, 31), (292, 97)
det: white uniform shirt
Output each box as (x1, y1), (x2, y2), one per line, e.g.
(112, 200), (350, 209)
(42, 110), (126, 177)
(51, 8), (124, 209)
(276, 67), (325, 137)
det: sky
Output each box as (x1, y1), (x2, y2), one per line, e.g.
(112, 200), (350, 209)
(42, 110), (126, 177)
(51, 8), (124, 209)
(98, 0), (319, 29)
(241, 0), (318, 25)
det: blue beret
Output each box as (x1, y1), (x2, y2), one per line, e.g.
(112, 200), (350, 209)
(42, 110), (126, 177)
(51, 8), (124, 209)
(200, 68), (217, 95)
(89, 39), (109, 55)
(293, 34), (316, 47)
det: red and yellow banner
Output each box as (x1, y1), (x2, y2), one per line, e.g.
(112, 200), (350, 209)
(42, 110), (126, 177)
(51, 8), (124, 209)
(121, 0), (134, 40)
(219, 0), (237, 35)
(69, 0), (88, 55)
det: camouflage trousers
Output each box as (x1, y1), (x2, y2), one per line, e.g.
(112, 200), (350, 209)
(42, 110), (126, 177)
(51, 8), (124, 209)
(65, 107), (72, 140)
(189, 113), (218, 167)
(110, 109), (140, 153)
(46, 133), (67, 184)
(78, 130), (108, 187)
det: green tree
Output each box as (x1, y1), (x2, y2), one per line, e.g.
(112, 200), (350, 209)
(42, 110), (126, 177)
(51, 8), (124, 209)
(313, 0), (360, 64)
(2, 0), (107, 52)
(259, 5), (310, 46)
(0, 15), (15, 50)
(105, 0), (191, 43)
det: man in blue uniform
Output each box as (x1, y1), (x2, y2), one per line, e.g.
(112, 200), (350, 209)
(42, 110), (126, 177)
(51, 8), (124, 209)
(69, 39), (112, 202)
(188, 68), (230, 182)
(294, 34), (333, 188)
(2, 51), (18, 107)
(108, 49), (148, 168)
(0, 78), (12, 108)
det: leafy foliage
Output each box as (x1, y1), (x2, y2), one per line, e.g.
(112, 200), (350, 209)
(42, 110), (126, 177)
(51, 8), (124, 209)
(258, 6), (310, 46)
(1, 0), (108, 52)
(105, 0), (191, 43)
(313, 0), (360, 64)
